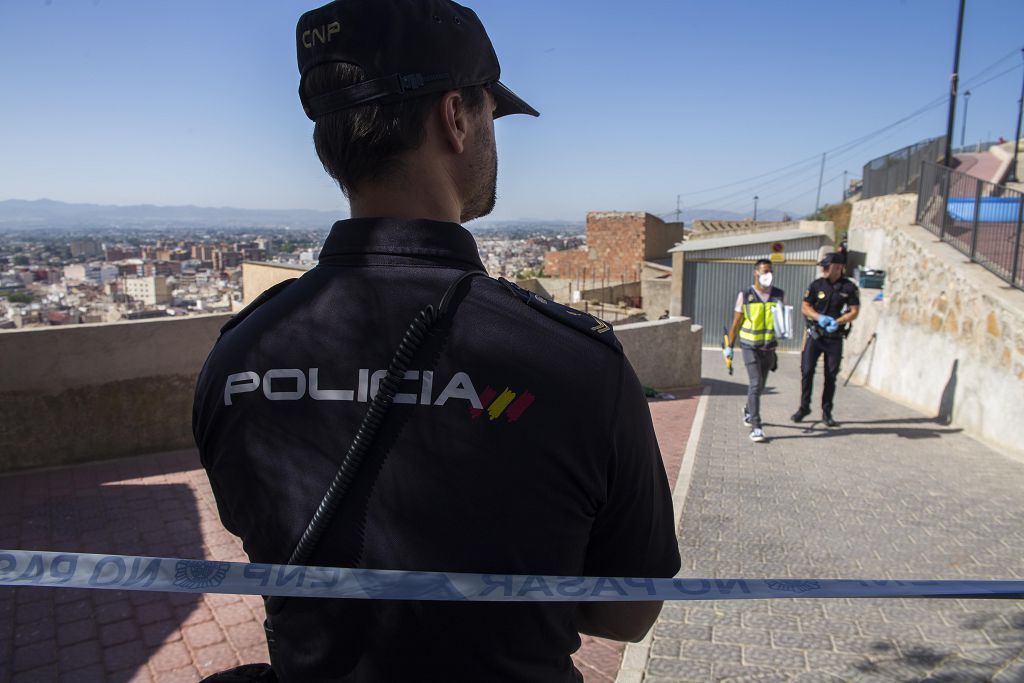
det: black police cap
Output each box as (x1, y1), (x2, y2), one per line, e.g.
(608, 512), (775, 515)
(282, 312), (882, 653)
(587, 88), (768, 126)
(817, 252), (846, 267)
(296, 0), (539, 121)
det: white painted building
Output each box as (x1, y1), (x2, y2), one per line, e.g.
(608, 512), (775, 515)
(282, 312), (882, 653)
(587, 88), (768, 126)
(123, 275), (171, 306)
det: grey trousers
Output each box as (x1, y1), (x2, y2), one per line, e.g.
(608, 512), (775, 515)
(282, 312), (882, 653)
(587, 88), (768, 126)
(742, 347), (775, 428)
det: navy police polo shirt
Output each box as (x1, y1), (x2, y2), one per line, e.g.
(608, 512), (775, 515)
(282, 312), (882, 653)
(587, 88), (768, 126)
(192, 217), (681, 683)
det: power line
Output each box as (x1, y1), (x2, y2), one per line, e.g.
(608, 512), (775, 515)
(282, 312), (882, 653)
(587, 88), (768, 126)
(667, 44), (1024, 207)
(764, 169), (848, 213)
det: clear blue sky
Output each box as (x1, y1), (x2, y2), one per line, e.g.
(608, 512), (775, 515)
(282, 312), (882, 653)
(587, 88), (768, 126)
(1, 0), (1023, 221)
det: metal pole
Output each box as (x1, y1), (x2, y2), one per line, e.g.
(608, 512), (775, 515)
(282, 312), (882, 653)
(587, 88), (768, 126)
(960, 90), (971, 148)
(940, 166), (951, 242)
(842, 170), (848, 200)
(943, 0), (966, 168)
(753, 196), (759, 221)
(1006, 48), (1024, 183)
(915, 160), (928, 225)
(969, 178), (982, 261)
(815, 152), (827, 211)
(1011, 192), (1024, 287)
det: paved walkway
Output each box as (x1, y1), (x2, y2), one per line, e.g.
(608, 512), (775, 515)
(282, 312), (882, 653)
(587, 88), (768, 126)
(637, 350), (1024, 682)
(955, 152), (1005, 184)
(0, 389), (702, 683)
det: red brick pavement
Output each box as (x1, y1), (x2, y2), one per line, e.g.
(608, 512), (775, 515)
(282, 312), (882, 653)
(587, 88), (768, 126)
(0, 389), (701, 683)
(569, 388), (701, 682)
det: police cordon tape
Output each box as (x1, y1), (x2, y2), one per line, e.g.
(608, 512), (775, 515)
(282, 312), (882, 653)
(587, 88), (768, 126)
(2, 550), (1023, 602)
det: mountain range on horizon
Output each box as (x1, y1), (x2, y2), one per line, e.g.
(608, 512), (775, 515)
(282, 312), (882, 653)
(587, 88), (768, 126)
(0, 198), (793, 231)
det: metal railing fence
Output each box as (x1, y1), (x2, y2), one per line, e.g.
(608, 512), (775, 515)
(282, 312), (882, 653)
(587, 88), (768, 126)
(863, 137), (946, 200)
(916, 160), (1024, 289)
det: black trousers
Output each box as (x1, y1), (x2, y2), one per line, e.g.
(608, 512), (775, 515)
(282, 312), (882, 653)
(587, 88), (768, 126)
(799, 334), (843, 414)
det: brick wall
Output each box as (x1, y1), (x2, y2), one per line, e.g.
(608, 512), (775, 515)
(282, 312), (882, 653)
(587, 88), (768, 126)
(543, 212), (685, 284)
(585, 211), (646, 282)
(543, 250), (589, 279)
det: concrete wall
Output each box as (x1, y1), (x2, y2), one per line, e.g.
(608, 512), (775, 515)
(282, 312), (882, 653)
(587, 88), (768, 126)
(616, 317), (703, 389)
(516, 277), (569, 300)
(642, 277), (672, 321)
(241, 261), (310, 305)
(0, 314), (230, 472)
(0, 306), (701, 473)
(670, 251), (685, 317)
(580, 281), (641, 304)
(517, 278), (640, 306)
(643, 214), (685, 261)
(846, 194), (1024, 456)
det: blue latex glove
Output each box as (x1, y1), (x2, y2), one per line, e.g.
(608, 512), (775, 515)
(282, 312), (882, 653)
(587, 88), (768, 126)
(723, 347), (734, 360)
(817, 315), (836, 330)
(826, 320), (840, 334)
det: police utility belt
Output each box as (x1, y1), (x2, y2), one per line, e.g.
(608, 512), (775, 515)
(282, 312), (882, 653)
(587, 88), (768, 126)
(806, 320), (851, 341)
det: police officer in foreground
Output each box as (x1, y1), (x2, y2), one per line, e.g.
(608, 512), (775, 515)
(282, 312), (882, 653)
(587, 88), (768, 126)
(791, 252), (860, 427)
(192, 1), (680, 681)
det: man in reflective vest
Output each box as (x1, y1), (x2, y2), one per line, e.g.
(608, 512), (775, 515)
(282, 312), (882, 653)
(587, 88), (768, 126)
(725, 259), (785, 443)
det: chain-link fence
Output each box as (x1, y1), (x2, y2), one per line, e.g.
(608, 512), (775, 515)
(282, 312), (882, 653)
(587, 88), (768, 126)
(862, 136), (946, 199)
(917, 160), (1024, 289)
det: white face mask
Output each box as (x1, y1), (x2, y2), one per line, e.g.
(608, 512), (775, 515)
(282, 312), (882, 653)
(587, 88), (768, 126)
(758, 272), (773, 288)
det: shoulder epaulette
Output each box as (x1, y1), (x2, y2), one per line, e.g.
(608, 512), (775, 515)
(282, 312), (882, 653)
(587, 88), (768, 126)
(498, 278), (622, 353)
(218, 278), (297, 337)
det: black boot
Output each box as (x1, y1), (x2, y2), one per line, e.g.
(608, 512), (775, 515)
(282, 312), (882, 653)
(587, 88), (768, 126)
(822, 413), (839, 428)
(791, 407), (810, 423)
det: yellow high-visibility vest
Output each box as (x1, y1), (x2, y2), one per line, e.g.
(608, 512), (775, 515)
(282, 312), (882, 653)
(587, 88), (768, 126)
(738, 286), (784, 349)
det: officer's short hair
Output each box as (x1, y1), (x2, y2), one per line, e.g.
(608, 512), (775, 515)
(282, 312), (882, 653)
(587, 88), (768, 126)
(754, 259), (772, 270)
(302, 63), (487, 196)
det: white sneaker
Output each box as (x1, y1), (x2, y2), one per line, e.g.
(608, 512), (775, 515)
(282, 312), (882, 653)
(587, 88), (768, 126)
(743, 409), (752, 427)
(749, 428), (766, 443)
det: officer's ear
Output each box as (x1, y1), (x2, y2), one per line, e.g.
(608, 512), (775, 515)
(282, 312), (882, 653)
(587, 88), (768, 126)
(437, 90), (470, 155)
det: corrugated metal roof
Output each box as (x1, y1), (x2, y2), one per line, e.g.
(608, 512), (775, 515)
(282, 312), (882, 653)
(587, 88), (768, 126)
(671, 229), (821, 253)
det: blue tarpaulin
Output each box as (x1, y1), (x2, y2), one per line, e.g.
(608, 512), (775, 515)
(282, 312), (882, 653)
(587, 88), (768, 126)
(947, 196), (1022, 223)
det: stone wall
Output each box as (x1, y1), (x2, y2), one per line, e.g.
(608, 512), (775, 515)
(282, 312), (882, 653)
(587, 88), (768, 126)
(616, 317), (703, 389)
(846, 194), (1024, 455)
(0, 314), (230, 472)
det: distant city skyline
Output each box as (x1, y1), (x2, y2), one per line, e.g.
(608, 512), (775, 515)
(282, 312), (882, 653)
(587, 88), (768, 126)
(1, 0), (1023, 220)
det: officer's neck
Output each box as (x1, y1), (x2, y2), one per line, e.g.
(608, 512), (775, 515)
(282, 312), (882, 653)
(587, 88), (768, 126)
(348, 161), (463, 225)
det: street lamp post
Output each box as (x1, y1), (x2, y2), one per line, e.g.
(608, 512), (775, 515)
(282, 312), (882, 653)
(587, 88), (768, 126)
(753, 196), (759, 222)
(960, 90), (971, 148)
(1007, 49), (1024, 183)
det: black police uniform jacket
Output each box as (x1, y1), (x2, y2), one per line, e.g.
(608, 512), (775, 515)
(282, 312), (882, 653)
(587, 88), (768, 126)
(193, 218), (681, 683)
(803, 276), (860, 338)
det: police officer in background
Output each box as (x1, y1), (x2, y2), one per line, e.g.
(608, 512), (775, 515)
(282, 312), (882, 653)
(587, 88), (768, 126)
(791, 252), (860, 427)
(192, 1), (680, 681)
